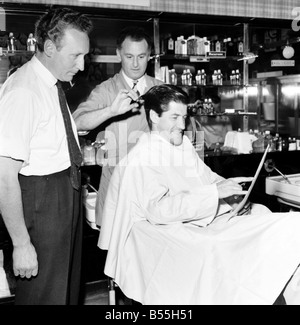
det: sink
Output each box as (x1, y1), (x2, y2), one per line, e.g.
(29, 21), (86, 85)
(266, 173), (300, 206)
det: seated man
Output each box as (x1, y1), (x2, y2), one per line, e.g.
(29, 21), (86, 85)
(98, 84), (300, 305)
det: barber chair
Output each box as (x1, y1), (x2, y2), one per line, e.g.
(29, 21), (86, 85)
(108, 277), (116, 305)
(108, 278), (137, 305)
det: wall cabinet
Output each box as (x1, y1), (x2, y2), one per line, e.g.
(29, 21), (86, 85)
(1, 4), (299, 138)
(151, 19), (255, 134)
(250, 74), (300, 137)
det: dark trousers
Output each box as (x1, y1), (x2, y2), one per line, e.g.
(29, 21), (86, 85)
(15, 169), (82, 305)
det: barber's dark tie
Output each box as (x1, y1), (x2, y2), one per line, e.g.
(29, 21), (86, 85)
(132, 80), (140, 97)
(56, 81), (82, 190)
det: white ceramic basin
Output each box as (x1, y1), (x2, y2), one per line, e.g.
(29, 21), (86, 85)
(266, 173), (300, 206)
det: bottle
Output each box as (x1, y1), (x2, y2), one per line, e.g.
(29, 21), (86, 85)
(181, 37), (188, 55)
(207, 98), (213, 114)
(232, 38), (238, 56)
(186, 68), (193, 86)
(170, 69), (177, 85)
(203, 98), (209, 114)
(297, 138), (300, 150)
(222, 38), (228, 53)
(195, 70), (202, 85)
(289, 137), (297, 151)
(83, 140), (96, 165)
(215, 39), (221, 52)
(7, 32), (16, 52)
(201, 69), (206, 85)
(237, 37), (244, 56)
(288, 137), (293, 151)
(277, 136), (283, 151)
(217, 69), (223, 85)
(203, 36), (210, 54)
(282, 137), (289, 152)
(235, 69), (242, 85)
(181, 69), (187, 85)
(175, 36), (186, 55)
(27, 33), (36, 52)
(226, 37), (234, 56)
(230, 70), (236, 85)
(187, 35), (197, 55)
(212, 70), (218, 85)
(176, 36), (187, 55)
(167, 36), (174, 54)
(210, 35), (217, 51)
(264, 130), (273, 150)
(273, 133), (279, 151)
(214, 142), (222, 156)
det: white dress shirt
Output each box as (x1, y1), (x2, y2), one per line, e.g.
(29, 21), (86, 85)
(0, 56), (79, 175)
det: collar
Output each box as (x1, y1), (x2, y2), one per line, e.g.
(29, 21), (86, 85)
(30, 55), (58, 89)
(121, 70), (145, 89)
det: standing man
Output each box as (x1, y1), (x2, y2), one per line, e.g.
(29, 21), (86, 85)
(0, 8), (93, 305)
(73, 26), (163, 227)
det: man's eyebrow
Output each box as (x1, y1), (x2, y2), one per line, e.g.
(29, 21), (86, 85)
(124, 52), (147, 56)
(170, 113), (186, 117)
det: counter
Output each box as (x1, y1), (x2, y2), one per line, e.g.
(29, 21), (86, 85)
(81, 150), (300, 212)
(205, 149), (300, 211)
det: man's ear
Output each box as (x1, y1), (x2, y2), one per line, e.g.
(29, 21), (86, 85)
(44, 39), (55, 58)
(116, 48), (122, 62)
(150, 109), (160, 125)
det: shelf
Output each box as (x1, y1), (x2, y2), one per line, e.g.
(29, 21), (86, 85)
(162, 53), (243, 62)
(0, 49), (35, 57)
(194, 112), (257, 117)
(177, 84), (245, 88)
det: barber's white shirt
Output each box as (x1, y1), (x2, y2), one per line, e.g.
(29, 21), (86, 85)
(0, 56), (78, 175)
(122, 70), (146, 95)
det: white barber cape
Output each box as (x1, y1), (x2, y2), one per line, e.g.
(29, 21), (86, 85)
(98, 132), (300, 305)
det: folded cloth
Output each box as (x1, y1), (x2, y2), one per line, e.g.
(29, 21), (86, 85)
(224, 131), (256, 154)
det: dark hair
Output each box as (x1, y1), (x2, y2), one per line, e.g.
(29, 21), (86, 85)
(35, 7), (93, 52)
(116, 26), (152, 52)
(142, 84), (189, 129)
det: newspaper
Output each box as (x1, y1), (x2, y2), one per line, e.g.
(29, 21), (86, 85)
(187, 144), (270, 227)
(227, 144), (270, 220)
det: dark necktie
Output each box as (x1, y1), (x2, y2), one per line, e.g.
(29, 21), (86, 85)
(132, 80), (140, 97)
(56, 81), (82, 190)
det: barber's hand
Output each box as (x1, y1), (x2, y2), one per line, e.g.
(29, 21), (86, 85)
(110, 89), (141, 117)
(13, 242), (38, 279)
(216, 177), (253, 199)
